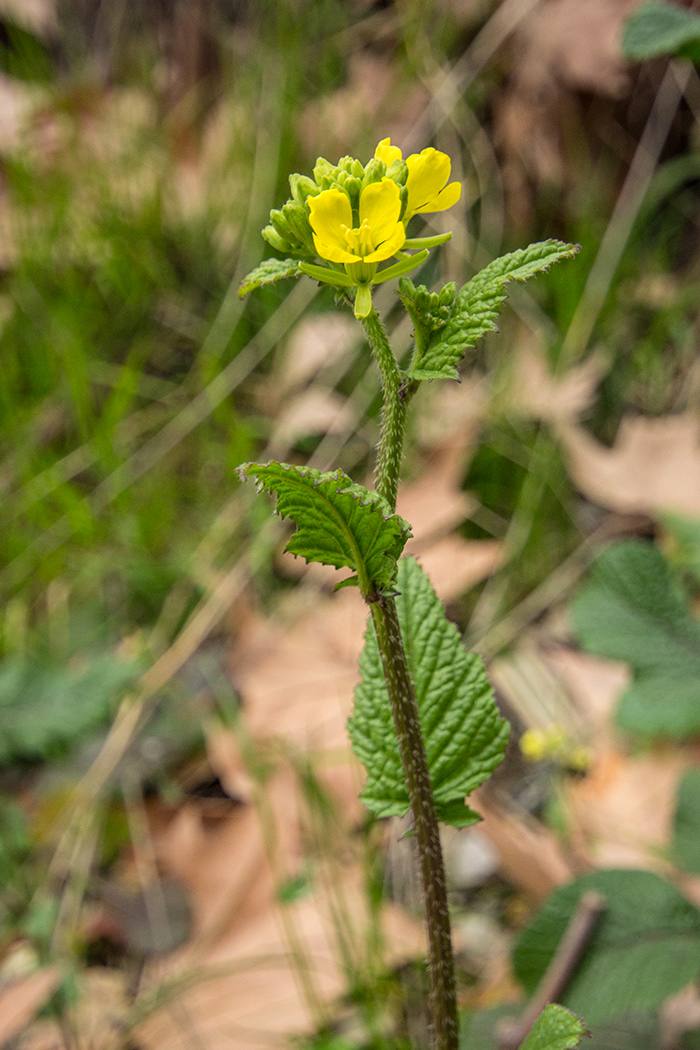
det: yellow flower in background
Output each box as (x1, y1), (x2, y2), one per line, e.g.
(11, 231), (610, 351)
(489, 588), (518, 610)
(373, 138), (462, 223)
(308, 178), (405, 265)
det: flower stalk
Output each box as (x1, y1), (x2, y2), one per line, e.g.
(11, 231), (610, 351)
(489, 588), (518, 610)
(362, 306), (458, 1050)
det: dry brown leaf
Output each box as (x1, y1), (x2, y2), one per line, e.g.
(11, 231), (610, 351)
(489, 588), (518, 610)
(513, 0), (638, 98)
(135, 762), (424, 1050)
(474, 796), (574, 900)
(410, 538), (502, 605)
(563, 745), (686, 870)
(21, 969), (127, 1050)
(278, 314), (359, 394)
(268, 388), (357, 456)
(557, 412), (700, 516)
(0, 967), (62, 1045)
(505, 344), (604, 422)
(534, 648), (690, 870)
(543, 647), (630, 738)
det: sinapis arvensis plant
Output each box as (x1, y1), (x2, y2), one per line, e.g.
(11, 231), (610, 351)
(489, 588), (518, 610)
(252, 139), (462, 319)
(239, 139), (580, 1050)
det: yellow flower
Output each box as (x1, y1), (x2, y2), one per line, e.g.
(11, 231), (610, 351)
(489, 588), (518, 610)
(373, 139), (462, 223)
(308, 178), (405, 266)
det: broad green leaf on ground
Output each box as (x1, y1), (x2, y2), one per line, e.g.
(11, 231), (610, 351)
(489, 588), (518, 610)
(514, 870), (700, 1025)
(238, 258), (301, 298)
(348, 556), (509, 826)
(673, 767), (700, 875)
(570, 540), (700, 738)
(622, 1), (700, 63)
(409, 241), (579, 381)
(240, 462), (411, 594)
(520, 1005), (587, 1050)
(663, 513), (700, 587)
(0, 654), (141, 764)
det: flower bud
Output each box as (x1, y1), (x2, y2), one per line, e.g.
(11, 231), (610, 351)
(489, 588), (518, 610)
(386, 158), (408, 186)
(439, 282), (456, 306)
(361, 158), (386, 190)
(313, 157), (337, 184)
(269, 208), (292, 241)
(262, 225), (293, 253)
(289, 173), (318, 206)
(282, 201), (314, 251)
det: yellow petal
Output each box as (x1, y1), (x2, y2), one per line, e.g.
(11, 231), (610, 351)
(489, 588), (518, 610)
(413, 179), (461, 215)
(313, 237), (360, 265)
(359, 178), (402, 247)
(405, 148), (452, 216)
(308, 188), (353, 256)
(363, 221), (406, 263)
(374, 137), (403, 166)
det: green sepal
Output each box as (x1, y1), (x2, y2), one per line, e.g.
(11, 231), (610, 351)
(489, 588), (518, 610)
(238, 257), (302, 298)
(409, 240), (579, 381)
(348, 557), (509, 826)
(402, 232), (452, 249)
(354, 284), (373, 318)
(239, 462), (411, 596)
(299, 262), (355, 288)
(371, 249), (429, 285)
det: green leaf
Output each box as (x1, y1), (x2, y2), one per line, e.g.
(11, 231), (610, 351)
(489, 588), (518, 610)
(239, 461), (411, 595)
(662, 513), (700, 587)
(622, 1), (700, 63)
(0, 654), (141, 764)
(520, 1005), (588, 1050)
(513, 869), (700, 1025)
(673, 767), (700, 875)
(347, 557), (509, 825)
(461, 1007), (656, 1050)
(238, 257), (302, 298)
(570, 540), (700, 738)
(409, 240), (579, 381)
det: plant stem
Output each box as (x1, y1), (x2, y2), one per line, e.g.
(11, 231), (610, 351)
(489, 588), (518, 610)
(361, 307), (411, 511)
(361, 304), (458, 1050)
(371, 596), (458, 1050)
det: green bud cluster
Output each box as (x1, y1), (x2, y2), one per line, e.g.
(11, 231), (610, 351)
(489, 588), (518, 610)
(398, 277), (456, 332)
(263, 152), (413, 259)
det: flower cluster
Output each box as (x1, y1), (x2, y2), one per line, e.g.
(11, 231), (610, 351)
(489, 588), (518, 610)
(262, 138), (461, 317)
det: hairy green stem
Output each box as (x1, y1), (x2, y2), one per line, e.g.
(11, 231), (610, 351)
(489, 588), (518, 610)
(370, 597), (458, 1050)
(361, 308), (409, 511)
(361, 304), (458, 1050)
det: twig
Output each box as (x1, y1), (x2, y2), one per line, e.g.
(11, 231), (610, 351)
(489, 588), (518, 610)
(497, 890), (606, 1050)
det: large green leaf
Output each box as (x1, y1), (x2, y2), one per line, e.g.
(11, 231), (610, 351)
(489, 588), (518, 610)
(520, 1005), (587, 1050)
(409, 241), (578, 381)
(348, 557), (509, 826)
(673, 767), (700, 875)
(240, 462), (411, 594)
(570, 540), (700, 738)
(238, 257), (301, 298)
(513, 870), (700, 1025)
(622, 1), (700, 63)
